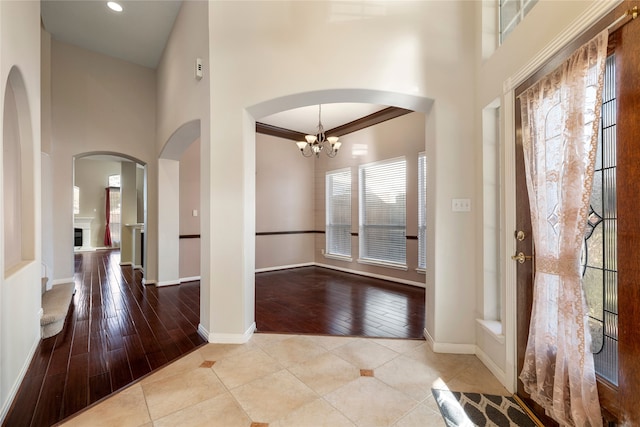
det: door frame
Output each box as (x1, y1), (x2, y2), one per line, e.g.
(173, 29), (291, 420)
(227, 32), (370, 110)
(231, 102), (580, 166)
(500, 0), (619, 396)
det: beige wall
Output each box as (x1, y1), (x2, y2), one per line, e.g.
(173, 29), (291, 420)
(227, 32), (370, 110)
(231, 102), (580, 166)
(49, 41), (157, 283)
(255, 133), (315, 269)
(179, 139), (200, 279)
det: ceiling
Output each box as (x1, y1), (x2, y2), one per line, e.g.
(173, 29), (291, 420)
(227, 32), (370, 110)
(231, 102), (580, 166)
(41, 0), (182, 69)
(40, 1), (394, 131)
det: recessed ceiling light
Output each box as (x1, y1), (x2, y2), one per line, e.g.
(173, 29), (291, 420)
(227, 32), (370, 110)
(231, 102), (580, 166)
(107, 1), (123, 12)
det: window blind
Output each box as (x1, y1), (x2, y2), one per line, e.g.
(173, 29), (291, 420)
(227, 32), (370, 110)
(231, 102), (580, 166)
(418, 152), (427, 269)
(359, 157), (406, 266)
(326, 168), (352, 257)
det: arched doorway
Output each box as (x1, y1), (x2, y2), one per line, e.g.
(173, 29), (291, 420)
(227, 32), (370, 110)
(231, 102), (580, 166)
(200, 89), (434, 343)
(72, 152), (147, 274)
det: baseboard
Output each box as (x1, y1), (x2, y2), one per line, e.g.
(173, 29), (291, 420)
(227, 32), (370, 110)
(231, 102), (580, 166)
(315, 262), (425, 288)
(155, 280), (180, 287)
(133, 264), (143, 270)
(197, 324), (210, 341)
(51, 277), (74, 286)
(180, 276), (201, 283)
(0, 334), (40, 423)
(256, 262), (425, 289)
(255, 262), (314, 273)
(141, 278), (156, 286)
(119, 262), (133, 266)
(207, 322), (256, 344)
(475, 345), (508, 388)
(424, 327), (435, 349)
(423, 327), (475, 354)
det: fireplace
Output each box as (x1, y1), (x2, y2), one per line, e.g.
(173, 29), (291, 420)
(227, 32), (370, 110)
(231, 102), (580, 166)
(73, 217), (93, 250)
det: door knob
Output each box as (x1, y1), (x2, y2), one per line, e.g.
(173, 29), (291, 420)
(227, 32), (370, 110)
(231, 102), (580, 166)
(511, 252), (532, 264)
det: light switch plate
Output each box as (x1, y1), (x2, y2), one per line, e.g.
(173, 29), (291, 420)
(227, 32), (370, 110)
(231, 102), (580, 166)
(452, 198), (471, 212)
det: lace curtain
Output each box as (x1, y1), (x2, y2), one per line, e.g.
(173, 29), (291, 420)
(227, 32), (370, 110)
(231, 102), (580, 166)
(518, 31), (608, 426)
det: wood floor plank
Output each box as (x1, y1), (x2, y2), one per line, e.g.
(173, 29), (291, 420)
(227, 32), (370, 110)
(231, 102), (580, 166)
(62, 353), (89, 419)
(255, 266), (425, 339)
(88, 372), (112, 405)
(30, 372), (66, 427)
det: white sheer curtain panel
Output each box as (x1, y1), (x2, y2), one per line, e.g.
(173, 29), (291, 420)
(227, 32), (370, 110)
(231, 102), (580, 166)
(518, 30), (608, 426)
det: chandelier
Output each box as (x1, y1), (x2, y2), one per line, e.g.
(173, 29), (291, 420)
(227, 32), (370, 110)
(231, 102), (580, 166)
(295, 104), (342, 158)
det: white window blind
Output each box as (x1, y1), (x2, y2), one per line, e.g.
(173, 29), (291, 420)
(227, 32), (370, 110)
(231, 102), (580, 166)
(418, 152), (427, 269)
(326, 169), (352, 257)
(359, 157), (406, 266)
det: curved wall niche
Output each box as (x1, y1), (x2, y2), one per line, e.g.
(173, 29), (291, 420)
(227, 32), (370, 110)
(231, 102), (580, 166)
(3, 67), (35, 276)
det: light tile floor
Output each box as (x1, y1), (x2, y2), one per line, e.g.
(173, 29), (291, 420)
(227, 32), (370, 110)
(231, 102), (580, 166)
(60, 333), (509, 427)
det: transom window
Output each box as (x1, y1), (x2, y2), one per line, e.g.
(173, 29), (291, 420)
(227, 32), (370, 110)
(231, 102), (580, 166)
(500, 0), (538, 43)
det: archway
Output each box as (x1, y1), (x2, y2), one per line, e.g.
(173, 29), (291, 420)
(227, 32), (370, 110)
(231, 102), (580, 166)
(72, 152), (147, 275)
(202, 89), (434, 343)
(1, 66), (37, 413)
(157, 120), (201, 287)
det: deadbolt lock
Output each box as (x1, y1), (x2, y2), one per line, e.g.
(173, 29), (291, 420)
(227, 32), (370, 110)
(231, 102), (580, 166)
(515, 230), (526, 241)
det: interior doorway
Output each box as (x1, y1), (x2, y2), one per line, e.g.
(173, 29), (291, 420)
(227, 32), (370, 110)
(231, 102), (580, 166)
(73, 153), (147, 272)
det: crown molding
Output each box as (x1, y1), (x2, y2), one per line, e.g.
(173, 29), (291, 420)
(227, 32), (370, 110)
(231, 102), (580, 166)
(255, 106), (413, 141)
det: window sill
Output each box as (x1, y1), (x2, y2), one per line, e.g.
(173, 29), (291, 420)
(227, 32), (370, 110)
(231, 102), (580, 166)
(416, 268), (426, 274)
(323, 253), (353, 262)
(476, 319), (505, 344)
(357, 258), (408, 271)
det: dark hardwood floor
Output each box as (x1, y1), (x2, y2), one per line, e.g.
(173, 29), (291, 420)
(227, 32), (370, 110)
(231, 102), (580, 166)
(255, 266), (426, 339)
(3, 255), (425, 427)
(2, 250), (205, 427)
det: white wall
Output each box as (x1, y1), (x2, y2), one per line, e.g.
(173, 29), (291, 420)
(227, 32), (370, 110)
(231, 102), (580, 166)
(206, 1), (477, 343)
(0, 0), (42, 420)
(49, 41), (156, 283)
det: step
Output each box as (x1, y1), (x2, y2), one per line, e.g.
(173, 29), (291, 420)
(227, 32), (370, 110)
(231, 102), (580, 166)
(41, 282), (75, 338)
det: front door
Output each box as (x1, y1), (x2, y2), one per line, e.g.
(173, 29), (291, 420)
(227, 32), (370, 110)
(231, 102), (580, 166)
(514, 4), (640, 423)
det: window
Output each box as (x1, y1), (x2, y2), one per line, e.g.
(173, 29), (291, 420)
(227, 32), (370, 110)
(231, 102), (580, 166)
(582, 54), (617, 385)
(108, 174), (120, 187)
(500, 0), (538, 43)
(359, 157), (406, 267)
(73, 186), (80, 215)
(326, 168), (352, 258)
(418, 153), (427, 270)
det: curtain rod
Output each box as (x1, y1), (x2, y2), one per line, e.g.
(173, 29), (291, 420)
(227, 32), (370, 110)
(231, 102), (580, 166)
(608, 6), (638, 33)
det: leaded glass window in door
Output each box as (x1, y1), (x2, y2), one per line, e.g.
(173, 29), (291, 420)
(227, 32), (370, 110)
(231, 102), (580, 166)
(581, 54), (617, 386)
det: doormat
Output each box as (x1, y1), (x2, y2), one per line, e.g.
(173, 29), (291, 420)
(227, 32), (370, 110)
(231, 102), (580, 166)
(432, 388), (540, 427)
